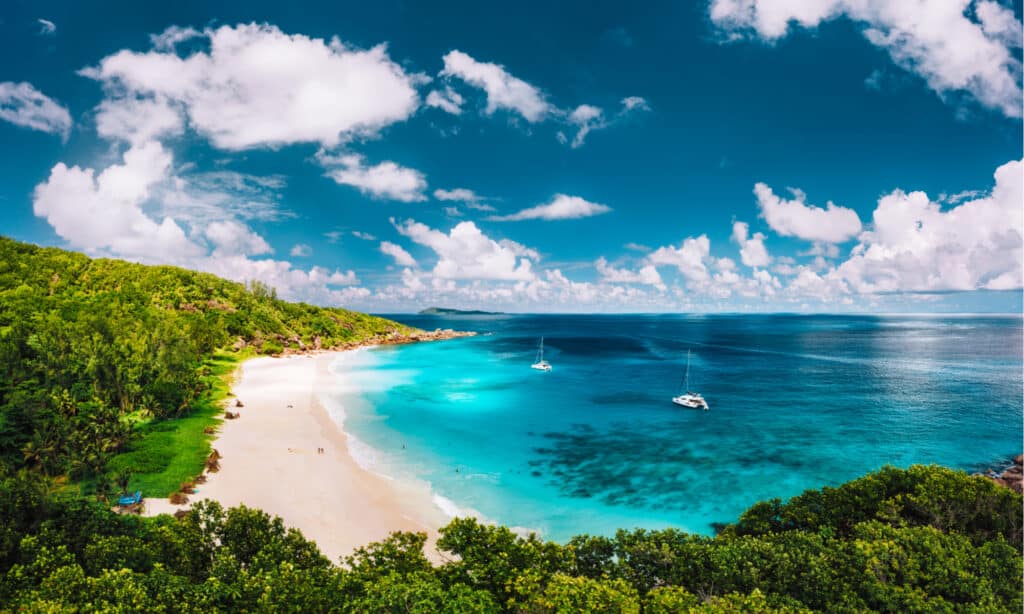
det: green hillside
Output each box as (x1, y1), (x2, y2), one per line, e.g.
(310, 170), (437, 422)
(0, 237), (411, 491)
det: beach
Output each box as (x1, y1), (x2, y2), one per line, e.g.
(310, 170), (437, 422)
(144, 350), (450, 563)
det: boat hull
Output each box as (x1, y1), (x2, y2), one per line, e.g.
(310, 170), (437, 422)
(672, 395), (708, 410)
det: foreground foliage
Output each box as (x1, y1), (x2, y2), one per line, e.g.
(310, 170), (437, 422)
(0, 464), (1019, 612)
(0, 237), (410, 492)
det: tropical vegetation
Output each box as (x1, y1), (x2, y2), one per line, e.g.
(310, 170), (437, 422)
(0, 464), (1019, 611)
(0, 237), (410, 494)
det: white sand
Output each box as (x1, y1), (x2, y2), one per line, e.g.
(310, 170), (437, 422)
(144, 352), (450, 563)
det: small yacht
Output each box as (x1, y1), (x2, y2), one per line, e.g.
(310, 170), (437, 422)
(531, 336), (552, 371)
(672, 350), (708, 410)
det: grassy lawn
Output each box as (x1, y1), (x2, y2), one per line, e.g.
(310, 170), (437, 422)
(103, 350), (251, 497)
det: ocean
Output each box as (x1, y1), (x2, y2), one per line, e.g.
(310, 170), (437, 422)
(322, 314), (1023, 542)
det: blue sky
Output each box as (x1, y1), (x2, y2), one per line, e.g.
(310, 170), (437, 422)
(1, 0), (1022, 312)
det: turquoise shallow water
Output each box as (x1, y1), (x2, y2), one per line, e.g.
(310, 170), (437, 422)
(325, 314), (1023, 541)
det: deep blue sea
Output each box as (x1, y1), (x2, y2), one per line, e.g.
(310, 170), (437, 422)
(324, 314), (1022, 541)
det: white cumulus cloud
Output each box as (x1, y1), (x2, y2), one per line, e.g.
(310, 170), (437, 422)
(433, 187), (496, 211)
(489, 194), (611, 222)
(318, 152), (427, 202)
(649, 235), (712, 282)
(394, 218), (536, 281)
(709, 0), (1024, 118)
(82, 23), (421, 150)
(290, 243), (312, 257)
(32, 140), (366, 305)
(425, 86), (465, 115)
(836, 158), (1023, 293)
(595, 257), (666, 290)
(0, 81), (72, 140)
(149, 25), (201, 51)
(621, 96), (651, 111)
(439, 50), (551, 122)
(380, 240), (417, 267)
(754, 182), (862, 243)
(205, 219), (273, 256)
(731, 220), (771, 267)
(567, 104), (605, 148)
(95, 95), (183, 145)
(32, 141), (198, 262)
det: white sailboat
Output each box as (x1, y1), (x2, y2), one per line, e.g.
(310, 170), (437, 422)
(531, 336), (552, 371)
(672, 349), (708, 410)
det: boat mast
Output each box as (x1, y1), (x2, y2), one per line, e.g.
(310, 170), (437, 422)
(685, 349), (691, 393)
(537, 336), (544, 363)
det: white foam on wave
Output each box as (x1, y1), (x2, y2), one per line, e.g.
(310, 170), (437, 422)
(431, 492), (470, 519)
(430, 492), (542, 538)
(321, 345), (543, 538)
(318, 393), (391, 477)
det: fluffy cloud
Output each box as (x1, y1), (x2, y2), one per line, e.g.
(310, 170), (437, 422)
(433, 187), (496, 211)
(785, 267), (848, 301)
(754, 182), (862, 243)
(425, 86), (464, 115)
(621, 96), (651, 111)
(380, 240), (417, 267)
(0, 82), (72, 140)
(32, 141), (198, 262)
(836, 158), (1023, 292)
(731, 221), (771, 267)
(205, 219), (273, 256)
(200, 255), (361, 300)
(439, 50), (551, 122)
(649, 235), (712, 282)
(595, 257), (666, 290)
(82, 23), (421, 150)
(290, 243), (312, 257)
(318, 152), (427, 202)
(95, 95), (183, 145)
(562, 97), (651, 147)
(489, 194), (611, 222)
(975, 1), (1023, 48)
(150, 25), (201, 51)
(351, 231), (376, 241)
(394, 218), (536, 281)
(32, 141), (366, 305)
(709, 0), (1023, 117)
(437, 51), (646, 147)
(567, 104), (605, 148)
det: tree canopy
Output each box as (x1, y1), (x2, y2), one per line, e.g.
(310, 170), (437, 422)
(0, 237), (409, 484)
(0, 464), (1019, 612)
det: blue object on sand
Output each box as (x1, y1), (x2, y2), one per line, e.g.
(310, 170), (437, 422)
(118, 490), (142, 506)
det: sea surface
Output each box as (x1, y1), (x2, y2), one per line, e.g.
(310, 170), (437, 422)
(322, 314), (1023, 541)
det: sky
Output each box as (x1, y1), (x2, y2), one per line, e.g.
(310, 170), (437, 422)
(1, 0), (1022, 313)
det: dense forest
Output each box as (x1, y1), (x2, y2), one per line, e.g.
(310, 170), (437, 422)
(0, 464), (1020, 611)
(0, 237), (410, 489)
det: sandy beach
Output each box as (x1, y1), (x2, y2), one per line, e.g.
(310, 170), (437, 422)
(145, 351), (450, 563)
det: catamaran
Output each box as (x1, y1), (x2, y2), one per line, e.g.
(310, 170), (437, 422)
(531, 336), (552, 371)
(672, 349), (708, 410)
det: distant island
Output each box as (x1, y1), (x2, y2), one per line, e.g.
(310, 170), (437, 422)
(419, 307), (505, 315)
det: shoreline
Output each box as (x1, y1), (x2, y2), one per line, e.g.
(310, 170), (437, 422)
(144, 348), (453, 563)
